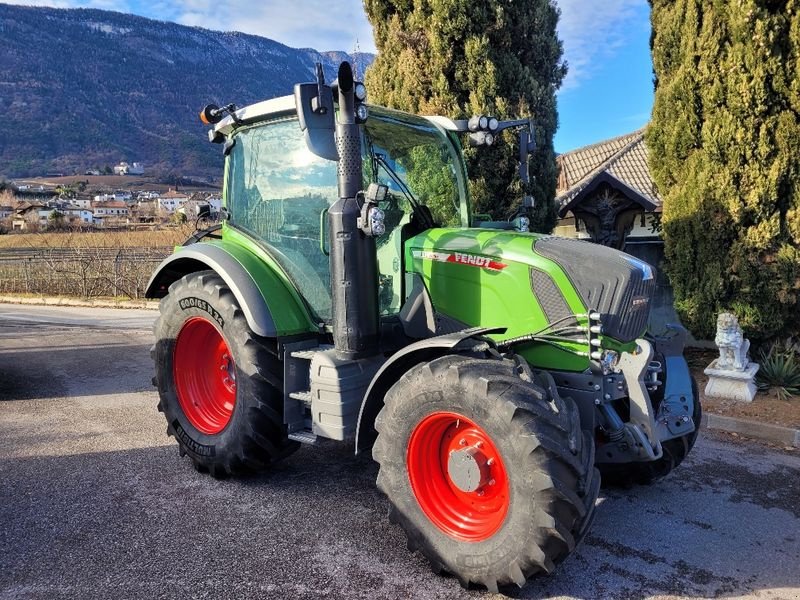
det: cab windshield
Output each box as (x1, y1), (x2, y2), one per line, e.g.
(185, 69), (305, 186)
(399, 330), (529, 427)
(225, 109), (465, 321)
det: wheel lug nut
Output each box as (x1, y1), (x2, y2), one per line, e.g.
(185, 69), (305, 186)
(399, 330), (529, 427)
(475, 441), (483, 449)
(459, 438), (467, 446)
(488, 479), (496, 486)
(476, 490), (485, 496)
(487, 458), (495, 466)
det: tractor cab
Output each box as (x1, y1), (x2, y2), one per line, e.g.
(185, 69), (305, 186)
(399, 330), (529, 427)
(218, 102), (468, 324)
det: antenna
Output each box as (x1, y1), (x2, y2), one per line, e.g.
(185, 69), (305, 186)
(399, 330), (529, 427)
(352, 38), (361, 79)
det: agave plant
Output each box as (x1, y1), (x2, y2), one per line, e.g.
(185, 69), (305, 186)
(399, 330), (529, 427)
(756, 343), (800, 401)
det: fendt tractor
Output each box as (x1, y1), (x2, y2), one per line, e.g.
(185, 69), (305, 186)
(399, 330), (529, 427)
(146, 62), (700, 591)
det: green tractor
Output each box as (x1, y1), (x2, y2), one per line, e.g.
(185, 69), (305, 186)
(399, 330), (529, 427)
(147, 62), (700, 591)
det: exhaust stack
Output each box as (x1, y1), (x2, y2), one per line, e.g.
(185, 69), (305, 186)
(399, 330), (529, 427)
(328, 62), (380, 359)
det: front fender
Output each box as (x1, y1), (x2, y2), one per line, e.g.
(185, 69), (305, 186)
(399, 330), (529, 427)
(146, 242), (317, 338)
(354, 326), (504, 454)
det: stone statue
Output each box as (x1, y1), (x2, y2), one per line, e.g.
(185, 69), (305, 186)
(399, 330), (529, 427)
(704, 312), (759, 402)
(714, 312), (750, 371)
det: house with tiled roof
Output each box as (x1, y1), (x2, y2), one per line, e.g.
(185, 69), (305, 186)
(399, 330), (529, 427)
(553, 129), (661, 250)
(553, 129), (683, 334)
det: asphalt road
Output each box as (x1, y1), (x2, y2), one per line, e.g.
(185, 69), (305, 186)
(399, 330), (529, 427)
(1, 304), (799, 600)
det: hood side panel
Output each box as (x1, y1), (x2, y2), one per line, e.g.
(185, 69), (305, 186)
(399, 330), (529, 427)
(533, 237), (655, 343)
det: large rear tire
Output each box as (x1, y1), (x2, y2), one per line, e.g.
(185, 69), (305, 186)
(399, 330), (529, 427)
(152, 270), (298, 477)
(598, 377), (702, 487)
(372, 355), (600, 592)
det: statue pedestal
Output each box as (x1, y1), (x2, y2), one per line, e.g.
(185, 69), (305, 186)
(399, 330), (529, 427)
(703, 361), (760, 403)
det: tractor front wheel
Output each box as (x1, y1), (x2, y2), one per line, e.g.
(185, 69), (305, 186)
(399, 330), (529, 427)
(372, 355), (600, 591)
(152, 270), (297, 477)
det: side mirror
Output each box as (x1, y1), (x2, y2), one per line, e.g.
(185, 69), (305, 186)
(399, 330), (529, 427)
(294, 64), (338, 161)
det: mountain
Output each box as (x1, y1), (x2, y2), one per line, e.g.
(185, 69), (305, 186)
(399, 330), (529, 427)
(0, 4), (374, 178)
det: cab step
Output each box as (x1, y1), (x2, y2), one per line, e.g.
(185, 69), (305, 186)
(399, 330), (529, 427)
(289, 390), (312, 406)
(288, 430), (318, 445)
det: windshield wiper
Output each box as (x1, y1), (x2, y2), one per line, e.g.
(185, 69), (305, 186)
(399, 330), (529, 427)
(373, 153), (435, 229)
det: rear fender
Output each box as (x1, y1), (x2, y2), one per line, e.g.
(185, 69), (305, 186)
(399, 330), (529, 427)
(145, 243), (317, 338)
(354, 326), (505, 454)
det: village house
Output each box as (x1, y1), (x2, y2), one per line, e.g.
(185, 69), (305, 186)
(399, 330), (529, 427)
(113, 161), (145, 175)
(93, 191), (131, 203)
(11, 204), (53, 230)
(70, 197), (93, 209)
(92, 200), (129, 218)
(157, 189), (190, 213)
(554, 129), (660, 250)
(178, 196), (222, 219)
(57, 204), (94, 225)
(554, 128), (682, 332)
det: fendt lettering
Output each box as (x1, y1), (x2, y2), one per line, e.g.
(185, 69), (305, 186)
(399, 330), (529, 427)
(146, 60), (700, 592)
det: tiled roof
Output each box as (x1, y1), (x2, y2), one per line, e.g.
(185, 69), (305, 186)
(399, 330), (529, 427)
(556, 128), (662, 213)
(161, 189), (189, 199)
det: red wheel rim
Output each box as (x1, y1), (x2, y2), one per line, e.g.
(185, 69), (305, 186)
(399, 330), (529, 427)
(407, 412), (509, 542)
(173, 317), (236, 435)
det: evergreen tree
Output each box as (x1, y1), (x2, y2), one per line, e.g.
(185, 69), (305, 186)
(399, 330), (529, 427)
(648, 0), (800, 341)
(363, 0), (566, 231)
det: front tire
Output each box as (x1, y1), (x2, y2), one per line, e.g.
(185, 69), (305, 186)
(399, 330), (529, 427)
(372, 355), (599, 592)
(152, 270), (298, 477)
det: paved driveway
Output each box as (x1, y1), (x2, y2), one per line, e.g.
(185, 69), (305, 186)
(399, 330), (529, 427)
(1, 304), (798, 599)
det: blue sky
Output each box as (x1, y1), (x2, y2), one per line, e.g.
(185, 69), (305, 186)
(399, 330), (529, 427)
(8, 0), (654, 152)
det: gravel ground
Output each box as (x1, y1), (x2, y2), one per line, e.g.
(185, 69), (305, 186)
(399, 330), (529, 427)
(1, 304), (799, 600)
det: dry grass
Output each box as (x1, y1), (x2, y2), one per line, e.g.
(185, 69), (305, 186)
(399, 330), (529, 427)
(0, 227), (195, 249)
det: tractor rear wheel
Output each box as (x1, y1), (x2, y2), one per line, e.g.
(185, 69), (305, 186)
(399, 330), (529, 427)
(152, 270), (298, 477)
(598, 377), (702, 487)
(372, 355), (599, 592)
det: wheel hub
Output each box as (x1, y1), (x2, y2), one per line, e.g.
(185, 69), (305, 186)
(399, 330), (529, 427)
(447, 445), (490, 493)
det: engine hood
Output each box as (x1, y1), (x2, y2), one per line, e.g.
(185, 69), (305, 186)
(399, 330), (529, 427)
(405, 228), (655, 344)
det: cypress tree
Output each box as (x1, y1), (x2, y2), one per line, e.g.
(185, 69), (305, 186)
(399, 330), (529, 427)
(363, 0), (566, 231)
(648, 0), (800, 341)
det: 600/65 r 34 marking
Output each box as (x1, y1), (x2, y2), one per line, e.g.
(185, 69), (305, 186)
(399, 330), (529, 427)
(151, 270), (298, 477)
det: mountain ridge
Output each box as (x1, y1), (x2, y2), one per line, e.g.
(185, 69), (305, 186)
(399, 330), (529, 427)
(0, 4), (374, 178)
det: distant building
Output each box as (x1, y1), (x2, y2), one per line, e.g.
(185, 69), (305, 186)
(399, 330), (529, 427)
(92, 200), (129, 217)
(157, 189), (189, 213)
(179, 196), (222, 218)
(113, 161), (145, 175)
(206, 196), (222, 212)
(93, 192), (131, 203)
(12, 204), (53, 230)
(71, 197), (92, 209)
(58, 204), (94, 225)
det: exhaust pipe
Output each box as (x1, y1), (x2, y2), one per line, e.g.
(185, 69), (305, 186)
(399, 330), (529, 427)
(328, 62), (380, 359)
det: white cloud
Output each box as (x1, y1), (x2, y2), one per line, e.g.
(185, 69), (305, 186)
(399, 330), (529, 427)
(555, 0), (647, 90)
(3, 0), (375, 52)
(175, 0), (375, 53)
(6, 0), (646, 85)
